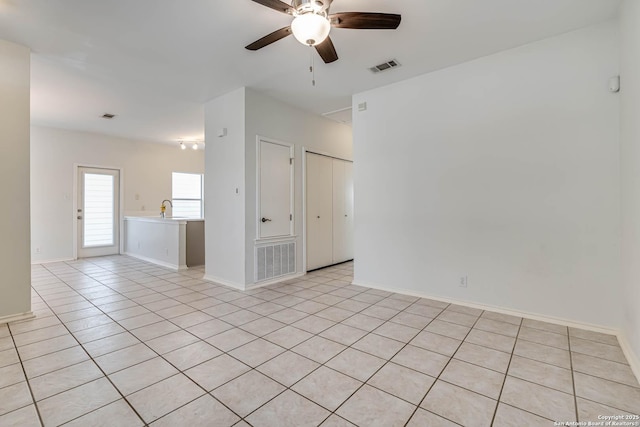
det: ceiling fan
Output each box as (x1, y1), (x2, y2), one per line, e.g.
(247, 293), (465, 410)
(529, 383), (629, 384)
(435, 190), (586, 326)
(245, 0), (401, 64)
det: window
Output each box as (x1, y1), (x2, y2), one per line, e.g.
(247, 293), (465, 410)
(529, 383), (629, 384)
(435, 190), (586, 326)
(172, 172), (203, 218)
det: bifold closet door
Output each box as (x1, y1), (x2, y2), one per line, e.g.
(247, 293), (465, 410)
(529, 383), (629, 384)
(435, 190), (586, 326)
(306, 153), (333, 270)
(344, 161), (354, 260)
(333, 159), (354, 263)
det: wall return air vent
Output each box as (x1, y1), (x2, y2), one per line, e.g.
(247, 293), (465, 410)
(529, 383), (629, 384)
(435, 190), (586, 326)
(369, 59), (401, 74)
(255, 241), (296, 282)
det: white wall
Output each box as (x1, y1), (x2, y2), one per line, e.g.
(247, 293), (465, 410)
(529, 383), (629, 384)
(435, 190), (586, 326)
(31, 126), (204, 263)
(244, 88), (352, 285)
(203, 88), (247, 287)
(353, 21), (621, 328)
(0, 40), (31, 320)
(620, 0), (640, 370)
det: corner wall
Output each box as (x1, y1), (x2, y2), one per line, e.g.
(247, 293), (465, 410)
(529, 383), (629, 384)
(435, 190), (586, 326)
(203, 88), (247, 288)
(30, 126), (204, 263)
(244, 88), (352, 285)
(352, 21), (621, 329)
(0, 40), (31, 321)
(620, 0), (640, 373)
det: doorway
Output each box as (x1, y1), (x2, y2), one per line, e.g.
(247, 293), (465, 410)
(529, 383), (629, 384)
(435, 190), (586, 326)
(77, 167), (121, 258)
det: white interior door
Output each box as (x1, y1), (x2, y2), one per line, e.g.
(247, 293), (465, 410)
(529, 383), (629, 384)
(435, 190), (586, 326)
(259, 139), (293, 239)
(333, 159), (354, 263)
(306, 153), (333, 270)
(77, 167), (120, 258)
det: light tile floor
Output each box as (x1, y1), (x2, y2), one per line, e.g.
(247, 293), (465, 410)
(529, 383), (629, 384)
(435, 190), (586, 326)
(0, 256), (638, 426)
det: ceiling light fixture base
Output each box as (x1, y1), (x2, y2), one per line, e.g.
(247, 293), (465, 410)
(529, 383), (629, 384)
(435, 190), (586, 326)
(291, 11), (330, 46)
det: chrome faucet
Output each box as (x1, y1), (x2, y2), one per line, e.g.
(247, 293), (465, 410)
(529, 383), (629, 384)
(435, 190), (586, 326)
(160, 200), (173, 218)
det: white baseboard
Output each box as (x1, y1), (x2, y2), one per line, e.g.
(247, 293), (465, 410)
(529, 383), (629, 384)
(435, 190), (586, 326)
(0, 311), (35, 325)
(203, 272), (306, 292)
(31, 257), (74, 265)
(247, 272), (306, 290)
(351, 279), (620, 336)
(618, 331), (640, 384)
(202, 275), (246, 291)
(123, 252), (186, 271)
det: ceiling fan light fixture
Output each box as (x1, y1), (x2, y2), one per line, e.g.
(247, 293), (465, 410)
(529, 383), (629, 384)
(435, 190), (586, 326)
(291, 12), (330, 46)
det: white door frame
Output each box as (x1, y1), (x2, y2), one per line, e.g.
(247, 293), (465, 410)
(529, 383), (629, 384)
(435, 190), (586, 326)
(72, 164), (125, 260)
(301, 148), (353, 273)
(255, 136), (295, 242)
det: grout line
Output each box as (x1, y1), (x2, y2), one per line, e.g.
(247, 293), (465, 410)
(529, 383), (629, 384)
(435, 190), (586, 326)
(38, 258), (360, 424)
(31, 262), (370, 426)
(6, 324), (45, 427)
(328, 300), (446, 413)
(402, 304), (482, 427)
(568, 331), (580, 422)
(200, 260), (444, 422)
(25, 256), (632, 426)
(489, 315), (523, 425)
(29, 264), (148, 426)
(48, 268), (247, 424)
(189, 274), (422, 422)
(497, 402), (557, 423)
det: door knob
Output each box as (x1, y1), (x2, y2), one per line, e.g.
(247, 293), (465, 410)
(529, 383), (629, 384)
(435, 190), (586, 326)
(77, 216), (83, 220)
(317, 216), (320, 219)
(261, 217), (272, 223)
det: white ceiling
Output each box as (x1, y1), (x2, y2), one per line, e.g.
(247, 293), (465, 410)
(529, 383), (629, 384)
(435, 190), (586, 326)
(0, 0), (620, 143)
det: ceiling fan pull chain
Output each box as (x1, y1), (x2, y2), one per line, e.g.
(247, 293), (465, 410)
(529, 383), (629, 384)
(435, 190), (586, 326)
(310, 47), (316, 87)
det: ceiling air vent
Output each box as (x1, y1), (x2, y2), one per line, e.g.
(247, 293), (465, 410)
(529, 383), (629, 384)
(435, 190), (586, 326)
(369, 59), (401, 74)
(101, 113), (116, 119)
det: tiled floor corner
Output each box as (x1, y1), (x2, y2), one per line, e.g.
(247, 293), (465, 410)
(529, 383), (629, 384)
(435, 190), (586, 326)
(0, 256), (638, 426)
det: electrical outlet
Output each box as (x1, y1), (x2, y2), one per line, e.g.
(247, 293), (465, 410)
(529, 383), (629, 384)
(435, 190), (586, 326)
(165, 248), (168, 255)
(137, 241), (140, 249)
(36, 247), (41, 254)
(459, 276), (468, 288)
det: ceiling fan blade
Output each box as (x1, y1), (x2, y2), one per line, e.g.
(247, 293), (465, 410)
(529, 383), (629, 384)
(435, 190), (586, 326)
(315, 37), (338, 64)
(330, 12), (401, 30)
(249, 0), (293, 14)
(245, 27), (292, 51)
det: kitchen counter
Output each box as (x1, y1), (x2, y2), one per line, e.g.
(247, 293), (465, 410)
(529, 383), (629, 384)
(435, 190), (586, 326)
(124, 216), (205, 270)
(124, 216), (204, 223)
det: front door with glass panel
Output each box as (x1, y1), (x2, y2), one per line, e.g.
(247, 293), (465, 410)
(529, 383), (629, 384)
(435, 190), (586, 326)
(77, 167), (120, 258)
